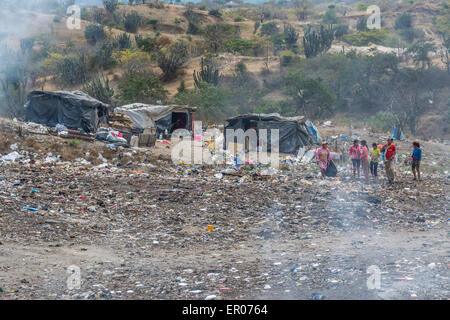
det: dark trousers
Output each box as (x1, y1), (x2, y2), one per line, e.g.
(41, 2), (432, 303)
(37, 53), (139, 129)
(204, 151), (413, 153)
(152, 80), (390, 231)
(370, 161), (378, 176)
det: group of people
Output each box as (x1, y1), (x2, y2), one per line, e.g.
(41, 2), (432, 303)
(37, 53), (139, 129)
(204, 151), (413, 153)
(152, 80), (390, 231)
(316, 137), (423, 183)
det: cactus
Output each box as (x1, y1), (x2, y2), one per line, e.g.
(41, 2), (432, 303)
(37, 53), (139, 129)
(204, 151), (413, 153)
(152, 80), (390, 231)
(193, 58), (220, 89)
(303, 24), (334, 58)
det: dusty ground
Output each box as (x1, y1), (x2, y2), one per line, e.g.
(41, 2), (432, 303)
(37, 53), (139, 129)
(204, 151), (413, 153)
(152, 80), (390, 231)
(0, 120), (448, 300)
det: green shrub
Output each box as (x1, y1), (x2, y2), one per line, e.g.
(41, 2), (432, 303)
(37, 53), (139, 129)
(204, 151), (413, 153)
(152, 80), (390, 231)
(334, 24), (349, 40)
(147, 18), (158, 27)
(365, 111), (397, 132)
(280, 51), (299, 66)
(135, 36), (158, 53)
(234, 16), (244, 22)
(399, 28), (424, 43)
(395, 13), (413, 30)
(57, 55), (87, 85)
(225, 38), (254, 55)
(187, 22), (200, 35)
(68, 139), (81, 147)
(356, 17), (367, 31)
(357, 3), (370, 11)
(115, 33), (132, 50)
(260, 22), (279, 36)
(343, 29), (388, 46)
(118, 70), (168, 104)
(92, 42), (116, 70)
(103, 0), (118, 15)
(123, 11), (142, 33)
(208, 9), (222, 18)
(85, 24), (106, 45)
(82, 74), (114, 104)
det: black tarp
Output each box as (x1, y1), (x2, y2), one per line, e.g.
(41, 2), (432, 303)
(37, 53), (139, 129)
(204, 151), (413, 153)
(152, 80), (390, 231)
(325, 160), (338, 177)
(25, 90), (109, 133)
(224, 113), (317, 154)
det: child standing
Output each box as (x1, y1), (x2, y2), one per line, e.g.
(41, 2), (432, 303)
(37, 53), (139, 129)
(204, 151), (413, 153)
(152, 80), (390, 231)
(349, 140), (361, 178)
(370, 143), (381, 178)
(382, 138), (396, 183)
(360, 140), (370, 182)
(412, 142), (422, 181)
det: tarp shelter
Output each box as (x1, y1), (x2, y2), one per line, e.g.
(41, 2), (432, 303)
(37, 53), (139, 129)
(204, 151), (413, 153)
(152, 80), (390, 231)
(114, 103), (196, 135)
(224, 113), (318, 154)
(25, 90), (109, 133)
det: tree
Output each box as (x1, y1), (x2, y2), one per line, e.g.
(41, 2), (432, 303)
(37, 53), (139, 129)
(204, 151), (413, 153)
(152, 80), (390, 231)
(407, 40), (436, 70)
(283, 71), (335, 119)
(118, 70), (168, 104)
(294, 0), (312, 21)
(157, 40), (189, 82)
(173, 83), (232, 124)
(322, 7), (340, 26)
(103, 0), (118, 15)
(395, 13), (412, 30)
(203, 24), (238, 53)
(389, 69), (442, 135)
(260, 22), (279, 36)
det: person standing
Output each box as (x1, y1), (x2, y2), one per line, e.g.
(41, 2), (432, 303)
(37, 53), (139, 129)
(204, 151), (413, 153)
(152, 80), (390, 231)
(316, 141), (331, 178)
(411, 142), (422, 181)
(382, 138), (396, 183)
(349, 140), (361, 178)
(370, 143), (381, 179)
(360, 140), (370, 182)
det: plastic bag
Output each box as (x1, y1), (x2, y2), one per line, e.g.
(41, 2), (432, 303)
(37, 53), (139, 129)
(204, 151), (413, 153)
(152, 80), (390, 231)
(325, 160), (338, 177)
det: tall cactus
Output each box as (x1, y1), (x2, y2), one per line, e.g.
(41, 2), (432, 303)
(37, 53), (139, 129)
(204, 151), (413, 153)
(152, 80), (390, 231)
(303, 24), (334, 58)
(193, 58), (220, 88)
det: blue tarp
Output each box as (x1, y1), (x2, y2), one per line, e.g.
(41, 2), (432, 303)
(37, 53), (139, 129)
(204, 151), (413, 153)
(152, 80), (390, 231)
(305, 120), (321, 143)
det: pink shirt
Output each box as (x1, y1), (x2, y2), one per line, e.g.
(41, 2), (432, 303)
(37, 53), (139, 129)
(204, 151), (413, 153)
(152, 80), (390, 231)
(349, 145), (361, 159)
(316, 147), (331, 162)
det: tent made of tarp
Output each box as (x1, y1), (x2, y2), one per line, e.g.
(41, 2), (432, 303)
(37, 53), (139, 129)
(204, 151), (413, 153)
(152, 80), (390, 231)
(25, 90), (109, 133)
(224, 113), (318, 154)
(114, 103), (196, 135)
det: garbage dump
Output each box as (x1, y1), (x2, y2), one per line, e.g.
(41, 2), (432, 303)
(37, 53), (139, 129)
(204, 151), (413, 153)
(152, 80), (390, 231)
(0, 116), (448, 300)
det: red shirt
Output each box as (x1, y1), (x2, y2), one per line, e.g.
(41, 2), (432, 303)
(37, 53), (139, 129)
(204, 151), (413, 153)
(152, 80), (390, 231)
(360, 146), (369, 160)
(385, 144), (396, 160)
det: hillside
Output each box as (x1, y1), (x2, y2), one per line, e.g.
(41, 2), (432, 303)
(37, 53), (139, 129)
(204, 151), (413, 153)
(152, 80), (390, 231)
(0, 0), (449, 139)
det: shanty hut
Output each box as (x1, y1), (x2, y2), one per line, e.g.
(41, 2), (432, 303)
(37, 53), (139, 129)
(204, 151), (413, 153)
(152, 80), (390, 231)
(25, 90), (109, 133)
(114, 103), (196, 136)
(224, 113), (319, 154)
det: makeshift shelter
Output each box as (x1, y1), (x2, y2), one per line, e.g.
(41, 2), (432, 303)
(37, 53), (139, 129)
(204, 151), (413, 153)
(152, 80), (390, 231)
(114, 103), (196, 136)
(224, 113), (318, 154)
(25, 90), (109, 133)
